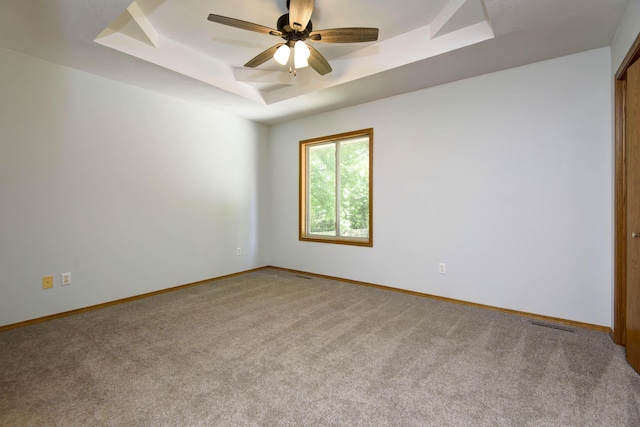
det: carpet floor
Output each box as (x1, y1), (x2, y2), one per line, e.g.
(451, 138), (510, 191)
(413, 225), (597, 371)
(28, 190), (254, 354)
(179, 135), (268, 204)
(1, 268), (639, 426)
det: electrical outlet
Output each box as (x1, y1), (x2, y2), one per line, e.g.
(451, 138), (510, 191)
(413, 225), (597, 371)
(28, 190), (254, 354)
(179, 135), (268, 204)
(42, 275), (53, 289)
(439, 263), (446, 274)
(236, 247), (241, 256)
(61, 272), (71, 286)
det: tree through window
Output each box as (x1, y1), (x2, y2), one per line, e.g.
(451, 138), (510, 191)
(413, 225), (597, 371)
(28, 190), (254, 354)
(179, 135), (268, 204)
(299, 128), (373, 246)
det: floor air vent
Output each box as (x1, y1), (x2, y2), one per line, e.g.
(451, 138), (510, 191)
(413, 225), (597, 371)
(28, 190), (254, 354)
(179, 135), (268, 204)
(531, 321), (575, 333)
(295, 275), (313, 280)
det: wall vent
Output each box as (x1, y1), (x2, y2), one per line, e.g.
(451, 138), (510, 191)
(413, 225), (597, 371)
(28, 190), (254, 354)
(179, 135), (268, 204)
(531, 321), (575, 333)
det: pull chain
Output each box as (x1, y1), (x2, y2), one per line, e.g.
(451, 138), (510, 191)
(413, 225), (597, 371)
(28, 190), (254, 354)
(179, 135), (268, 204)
(289, 47), (297, 76)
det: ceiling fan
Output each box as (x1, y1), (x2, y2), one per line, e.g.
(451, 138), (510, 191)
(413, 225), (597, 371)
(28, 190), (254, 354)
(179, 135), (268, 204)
(207, 0), (379, 76)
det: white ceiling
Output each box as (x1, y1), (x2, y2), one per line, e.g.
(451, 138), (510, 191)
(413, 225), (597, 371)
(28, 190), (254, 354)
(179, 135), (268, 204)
(0, 0), (629, 124)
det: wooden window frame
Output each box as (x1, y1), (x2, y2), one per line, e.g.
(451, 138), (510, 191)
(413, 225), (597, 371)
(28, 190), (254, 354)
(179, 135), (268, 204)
(299, 128), (373, 247)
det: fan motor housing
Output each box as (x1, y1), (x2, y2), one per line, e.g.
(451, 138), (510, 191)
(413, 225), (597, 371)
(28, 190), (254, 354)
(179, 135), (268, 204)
(277, 13), (312, 44)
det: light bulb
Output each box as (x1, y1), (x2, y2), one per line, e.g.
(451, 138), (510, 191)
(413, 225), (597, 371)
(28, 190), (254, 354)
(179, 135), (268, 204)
(294, 41), (310, 68)
(274, 44), (290, 65)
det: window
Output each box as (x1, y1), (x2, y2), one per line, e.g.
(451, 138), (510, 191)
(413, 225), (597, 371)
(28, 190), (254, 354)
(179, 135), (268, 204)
(299, 128), (373, 246)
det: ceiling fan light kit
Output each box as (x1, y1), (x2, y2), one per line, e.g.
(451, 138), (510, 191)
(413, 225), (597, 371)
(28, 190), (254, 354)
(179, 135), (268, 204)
(207, 0), (379, 77)
(273, 41), (310, 73)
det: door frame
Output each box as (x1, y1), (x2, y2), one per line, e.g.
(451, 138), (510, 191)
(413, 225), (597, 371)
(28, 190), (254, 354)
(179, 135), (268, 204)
(614, 31), (640, 345)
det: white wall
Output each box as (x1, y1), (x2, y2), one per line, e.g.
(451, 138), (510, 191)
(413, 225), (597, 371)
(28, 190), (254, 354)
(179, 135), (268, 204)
(269, 47), (613, 326)
(0, 44), (616, 328)
(0, 48), (270, 327)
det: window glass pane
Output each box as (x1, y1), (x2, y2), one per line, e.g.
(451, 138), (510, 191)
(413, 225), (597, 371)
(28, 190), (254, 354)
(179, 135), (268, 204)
(339, 138), (369, 238)
(308, 143), (336, 236)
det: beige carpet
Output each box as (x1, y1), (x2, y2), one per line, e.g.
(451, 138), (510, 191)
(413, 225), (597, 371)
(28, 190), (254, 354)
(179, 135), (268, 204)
(1, 268), (639, 426)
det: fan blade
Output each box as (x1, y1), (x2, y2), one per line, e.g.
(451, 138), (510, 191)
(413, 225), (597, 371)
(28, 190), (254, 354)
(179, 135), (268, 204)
(309, 28), (379, 43)
(244, 44), (284, 68)
(288, 0), (314, 31)
(307, 44), (332, 75)
(208, 14), (282, 36)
